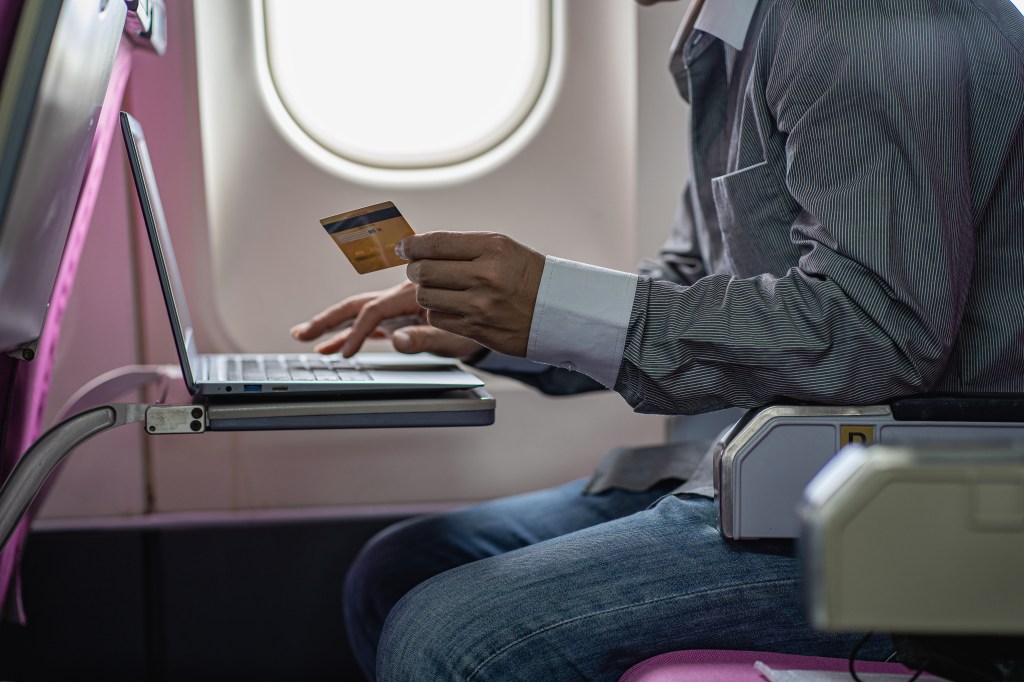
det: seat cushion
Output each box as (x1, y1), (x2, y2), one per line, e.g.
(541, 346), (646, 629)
(620, 649), (921, 682)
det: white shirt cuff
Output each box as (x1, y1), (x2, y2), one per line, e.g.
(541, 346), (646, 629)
(474, 351), (550, 374)
(526, 256), (638, 388)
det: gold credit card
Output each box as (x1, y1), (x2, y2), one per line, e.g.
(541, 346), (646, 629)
(320, 201), (414, 274)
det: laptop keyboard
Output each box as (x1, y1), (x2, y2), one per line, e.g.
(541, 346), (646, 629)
(221, 354), (372, 382)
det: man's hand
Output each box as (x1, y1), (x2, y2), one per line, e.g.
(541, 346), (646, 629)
(399, 232), (545, 357)
(290, 281), (484, 360)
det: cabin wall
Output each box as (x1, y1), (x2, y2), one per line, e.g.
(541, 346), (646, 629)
(38, 0), (692, 521)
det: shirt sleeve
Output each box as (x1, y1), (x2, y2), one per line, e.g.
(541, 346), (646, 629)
(474, 351), (549, 375)
(526, 256), (638, 388)
(614, 3), (976, 415)
(635, 195), (708, 286)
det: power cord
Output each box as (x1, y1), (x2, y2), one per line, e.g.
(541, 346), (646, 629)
(848, 632), (924, 682)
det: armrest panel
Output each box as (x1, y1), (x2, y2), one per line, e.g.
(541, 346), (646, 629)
(715, 401), (1024, 539)
(802, 444), (1024, 635)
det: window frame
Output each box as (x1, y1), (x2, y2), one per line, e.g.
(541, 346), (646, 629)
(253, 0), (566, 188)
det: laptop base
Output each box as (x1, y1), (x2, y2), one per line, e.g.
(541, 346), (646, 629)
(0, 380), (495, 554)
(203, 388), (495, 430)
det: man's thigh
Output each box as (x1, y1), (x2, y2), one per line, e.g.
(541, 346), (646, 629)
(377, 495), (887, 682)
(343, 478), (677, 678)
(357, 478), (676, 574)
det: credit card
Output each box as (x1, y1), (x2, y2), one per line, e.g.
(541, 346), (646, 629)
(320, 201), (414, 274)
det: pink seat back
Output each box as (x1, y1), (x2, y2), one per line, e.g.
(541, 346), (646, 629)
(0, 12), (133, 620)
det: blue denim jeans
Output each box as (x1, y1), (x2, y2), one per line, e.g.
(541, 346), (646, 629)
(343, 479), (890, 681)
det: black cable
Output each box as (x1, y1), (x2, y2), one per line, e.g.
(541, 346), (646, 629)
(849, 633), (925, 682)
(849, 631), (874, 682)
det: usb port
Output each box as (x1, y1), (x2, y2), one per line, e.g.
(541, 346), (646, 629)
(243, 384), (261, 393)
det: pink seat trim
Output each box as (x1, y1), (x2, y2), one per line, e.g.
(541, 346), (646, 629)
(620, 649), (923, 682)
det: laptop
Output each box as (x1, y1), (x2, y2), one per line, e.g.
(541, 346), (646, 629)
(120, 111), (484, 398)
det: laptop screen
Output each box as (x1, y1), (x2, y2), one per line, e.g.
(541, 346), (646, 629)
(120, 112), (201, 393)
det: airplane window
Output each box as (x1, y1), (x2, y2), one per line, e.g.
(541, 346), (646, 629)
(262, 0), (554, 171)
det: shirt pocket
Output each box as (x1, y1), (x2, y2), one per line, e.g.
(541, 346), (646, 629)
(711, 161), (801, 278)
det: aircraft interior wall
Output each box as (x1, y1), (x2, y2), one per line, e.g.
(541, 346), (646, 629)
(34, 0), (691, 522)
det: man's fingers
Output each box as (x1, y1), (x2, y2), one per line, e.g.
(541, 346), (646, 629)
(313, 330), (350, 355)
(405, 260), (479, 290)
(392, 324), (483, 360)
(338, 293), (423, 356)
(424, 310), (473, 339)
(291, 295), (370, 341)
(292, 282), (419, 343)
(312, 326), (391, 355)
(415, 287), (468, 317)
(377, 313), (427, 335)
(391, 326), (443, 354)
(338, 301), (391, 357)
(398, 231), (498, 262)
(400, 232), (542, 358)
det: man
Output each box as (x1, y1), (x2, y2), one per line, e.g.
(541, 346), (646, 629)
(292, 0), (1024, 679)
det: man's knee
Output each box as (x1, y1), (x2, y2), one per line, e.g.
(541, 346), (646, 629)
(345, 517), (436, 624)
(345, 511), (488, 639)
(377, 571), (477, 681)
(375, 551), (596, 682)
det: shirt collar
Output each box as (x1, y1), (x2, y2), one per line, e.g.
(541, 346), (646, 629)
(691, 0), (759, 51)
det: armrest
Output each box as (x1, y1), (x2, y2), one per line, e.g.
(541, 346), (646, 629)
(714, 396), (1024, 540)
(801, 443), (1024, 636)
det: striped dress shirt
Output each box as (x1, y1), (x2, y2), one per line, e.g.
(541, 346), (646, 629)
(615, 0), (1024, 415)
(492, 0), (1024, 495)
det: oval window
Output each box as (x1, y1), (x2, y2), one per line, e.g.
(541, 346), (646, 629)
(262, 0), (553, 169)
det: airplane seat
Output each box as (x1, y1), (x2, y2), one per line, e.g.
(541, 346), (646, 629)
(0, 0), (138, 623)
(0, 0), (24, 622)
(620, 396), (1024, 681)
(0, 1), (21, 71)
(619, 649), (920, 681)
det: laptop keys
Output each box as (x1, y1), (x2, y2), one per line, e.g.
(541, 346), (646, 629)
(242, 359), (263, 380)
(221, 354), (370, 382)
(336, 371), (372, 382)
